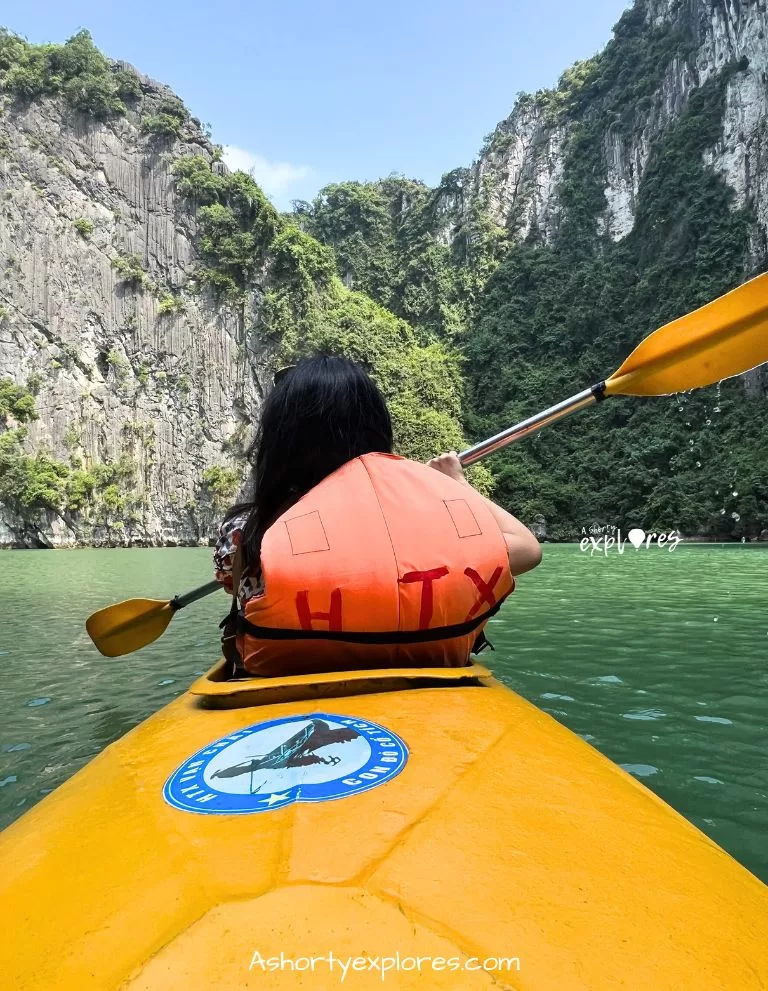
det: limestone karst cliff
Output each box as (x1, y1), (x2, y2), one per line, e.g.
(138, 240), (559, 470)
(437, 0), (768, 259)
(0, 31), (468, 547)
(0, 41), (264, 547)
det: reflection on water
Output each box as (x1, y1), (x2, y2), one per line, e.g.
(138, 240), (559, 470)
(0, 545), (766, 882)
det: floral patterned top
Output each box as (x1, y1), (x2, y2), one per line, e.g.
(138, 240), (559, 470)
(212, 512), (263, 608)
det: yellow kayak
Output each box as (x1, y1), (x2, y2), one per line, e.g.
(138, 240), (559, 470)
(1, 661), (767, 990)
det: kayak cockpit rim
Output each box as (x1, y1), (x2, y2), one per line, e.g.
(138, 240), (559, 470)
(189, 661), (495, 709)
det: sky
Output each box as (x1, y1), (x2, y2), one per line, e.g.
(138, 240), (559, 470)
(3, 0), (631, 210)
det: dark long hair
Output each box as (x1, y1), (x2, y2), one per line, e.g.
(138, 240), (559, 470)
(228, 355), (393, 577)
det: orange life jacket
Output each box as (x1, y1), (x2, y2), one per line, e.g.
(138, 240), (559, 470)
(236, 453), (514, 677)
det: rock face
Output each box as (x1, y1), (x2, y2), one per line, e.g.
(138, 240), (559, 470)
(435, 0), (768, 263)
(441, 99), (570, 247)
(0, 70), (266, 547)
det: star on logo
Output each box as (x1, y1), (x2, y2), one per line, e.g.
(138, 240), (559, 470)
(262, 791), (291, 807)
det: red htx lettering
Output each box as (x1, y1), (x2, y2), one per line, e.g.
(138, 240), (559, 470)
(398, 567), (449, 629)
(295, 565), (506, 633)
(464, 566), (503, 620)
(295, 589), (342, 631)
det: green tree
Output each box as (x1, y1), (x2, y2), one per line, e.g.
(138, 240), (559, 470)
(0, 29), (132, 118)
(0, 379), (38, 425)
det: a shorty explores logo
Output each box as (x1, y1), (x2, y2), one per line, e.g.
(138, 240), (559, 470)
(580, 525), (681, 555)
(163, 713), (408, 815)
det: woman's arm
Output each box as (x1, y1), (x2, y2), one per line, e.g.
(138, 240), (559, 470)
(427, 452), (543, 576)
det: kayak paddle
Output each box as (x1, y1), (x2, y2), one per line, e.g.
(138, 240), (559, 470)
(460, 272), (768, 464)
(86, 272), (768, 657)
(85, 581), (220, 657)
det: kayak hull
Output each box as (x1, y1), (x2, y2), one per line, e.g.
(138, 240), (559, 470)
(1, 662), (767, 990)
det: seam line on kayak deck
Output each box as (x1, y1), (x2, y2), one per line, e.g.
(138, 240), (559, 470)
(347, 713), (530, 888)
(366, 887), (522, 989)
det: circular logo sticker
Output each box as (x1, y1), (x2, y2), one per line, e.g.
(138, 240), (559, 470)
(163, 713), (408, 815)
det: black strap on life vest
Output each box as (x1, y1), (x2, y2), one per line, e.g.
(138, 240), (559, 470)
(471, 629), (495, 654)
(235, 592), (510, 644)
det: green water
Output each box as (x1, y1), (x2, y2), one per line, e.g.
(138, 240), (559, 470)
(1, 545), (766, 882)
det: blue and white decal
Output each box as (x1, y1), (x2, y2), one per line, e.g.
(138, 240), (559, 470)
(163, 713), (408, 815)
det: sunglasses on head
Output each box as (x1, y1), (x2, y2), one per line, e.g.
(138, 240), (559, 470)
(273, 365), (295, 385)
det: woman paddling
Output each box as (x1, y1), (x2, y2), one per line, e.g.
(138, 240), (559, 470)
(213, 355), (541, 677)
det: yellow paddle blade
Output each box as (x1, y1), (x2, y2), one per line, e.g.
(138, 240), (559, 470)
(606, 273), (768, 397)
(85, 598), (175, 658)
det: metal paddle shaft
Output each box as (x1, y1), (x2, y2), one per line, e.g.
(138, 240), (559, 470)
(459, 384), (606, 467)
(171, 579), (222, 611)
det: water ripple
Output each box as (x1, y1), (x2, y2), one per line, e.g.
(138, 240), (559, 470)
(620, 763), (660, 778)
(622, 708), (666, 721)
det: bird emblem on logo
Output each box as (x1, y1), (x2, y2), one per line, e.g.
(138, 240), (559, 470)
(212, 719), (359, 780)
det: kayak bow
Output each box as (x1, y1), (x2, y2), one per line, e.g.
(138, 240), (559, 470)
(1, 662), (767, 990)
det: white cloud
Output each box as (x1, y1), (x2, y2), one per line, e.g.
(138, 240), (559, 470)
(222, 145), (311, 205)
